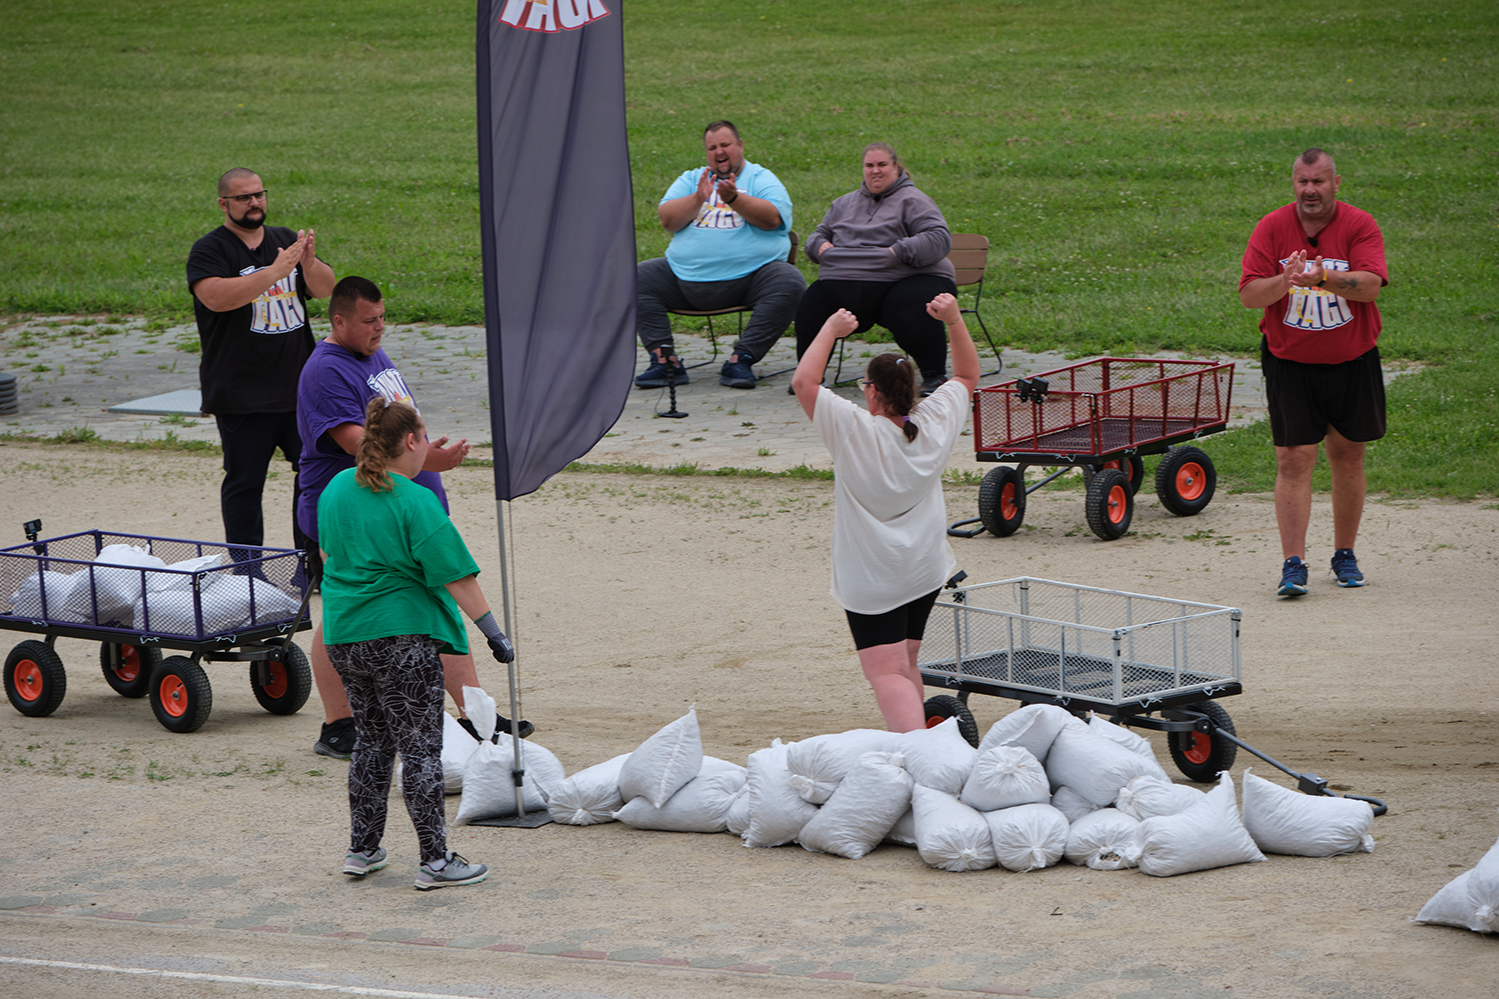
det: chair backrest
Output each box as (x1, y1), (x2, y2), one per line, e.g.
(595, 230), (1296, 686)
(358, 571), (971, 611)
(786, 230), (798, 265)
(947, 233), (988, 290)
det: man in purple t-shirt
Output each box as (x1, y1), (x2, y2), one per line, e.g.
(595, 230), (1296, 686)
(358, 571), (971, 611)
(296, 277), (530, 758)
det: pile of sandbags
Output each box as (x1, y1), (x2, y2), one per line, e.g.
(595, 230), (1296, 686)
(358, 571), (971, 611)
(536, 704), (1378, 881)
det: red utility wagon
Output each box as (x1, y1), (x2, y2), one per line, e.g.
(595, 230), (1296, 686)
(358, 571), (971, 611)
(952, 357), (1235, 541)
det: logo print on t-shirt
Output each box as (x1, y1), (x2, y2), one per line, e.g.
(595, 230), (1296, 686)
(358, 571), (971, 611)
(241, 264), (308, 335)
(1280, 257), (1355, 332)
(367, 367), (421, 414)
(694, 187), (743, 231)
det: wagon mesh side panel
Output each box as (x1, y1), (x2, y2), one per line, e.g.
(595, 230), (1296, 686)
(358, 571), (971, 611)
(920, 578), (1240, 707)
(974, 359), (1233, 455)
(1, 532), (306, 640)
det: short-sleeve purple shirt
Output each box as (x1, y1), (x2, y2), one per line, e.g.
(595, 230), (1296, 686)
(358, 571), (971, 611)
(295, 338), (447, 542)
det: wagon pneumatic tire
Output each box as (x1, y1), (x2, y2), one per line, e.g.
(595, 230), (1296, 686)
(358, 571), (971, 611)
(1155, 446), (1216, 517)
(924, 695), (980, 747)
(251, 643), (312, 715)
(100, 642), (161, 698)
(1085, 468), (1134, 540)
(1168, 700), (1238, 782)
(1089, 455), (1145, 495)
(6, 640), (67, 717)
(978, 465), (1026, 537)
(150, 656), (213, 733)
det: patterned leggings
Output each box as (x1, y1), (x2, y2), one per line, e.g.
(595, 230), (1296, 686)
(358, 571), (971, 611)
(327, 634), (447, 865)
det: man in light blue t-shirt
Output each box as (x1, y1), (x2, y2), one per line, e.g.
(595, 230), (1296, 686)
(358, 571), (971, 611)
(634, 120), (806, 390)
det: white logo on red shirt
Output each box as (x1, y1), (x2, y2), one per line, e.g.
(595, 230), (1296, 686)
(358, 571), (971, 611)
(1280, 257), (1355, 331)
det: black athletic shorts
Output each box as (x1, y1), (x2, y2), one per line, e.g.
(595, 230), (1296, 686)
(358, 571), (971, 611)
(845, 588), (941, 650)
(1261, 338), (1387, 447)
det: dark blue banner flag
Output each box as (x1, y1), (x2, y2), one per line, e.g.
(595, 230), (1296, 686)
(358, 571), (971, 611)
(477, 0), (636, 501)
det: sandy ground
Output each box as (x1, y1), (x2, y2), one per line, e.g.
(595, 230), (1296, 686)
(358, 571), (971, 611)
(1, 442), (1497, 999)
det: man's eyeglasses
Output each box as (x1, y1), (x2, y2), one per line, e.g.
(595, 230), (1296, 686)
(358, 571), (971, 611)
(859, 379), (874, 388)
(223, 190), (268, 205)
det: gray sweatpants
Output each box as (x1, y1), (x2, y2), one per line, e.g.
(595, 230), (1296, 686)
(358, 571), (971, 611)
(636, 256), (806, 363)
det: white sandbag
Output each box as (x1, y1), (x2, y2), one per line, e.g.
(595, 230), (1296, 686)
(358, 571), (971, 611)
(799, 751), (914, 859)
(1414, 871), (1499, 934)
(1115, 773), (1207, 821)
(1137, 772), (1266, 877)
(742, 739), (818, 848)
(724, 786), (751, 837)
(786, 729), (901, 804)
(1050, 786), (1097, 823)
(911, 784), (996, 872)
(548, 754), (631, 825)
(1065, 808), (1143, 870)
(977, 704), (1077, 763)
(1240, 769), (1375, 857)
(985, 802), (1069, 872)
(8, 570), (81, 620)
(453, 738), (566, 825)
(899, 717), (977, 794)
(62, 544), (167, 623)
(133, 589), (199, 635)
(1088, 713), (1155, 759)
(960, 745), (1050, 812)
(1470, 829), (1499, 914)
(1044, 721), (1171, 807)
(618, 707), (704, 809)
(614, 758), (748, 833)
(146, 553), (228, 593)
(199, 574), (301, 631)
(884, 805), (918, 847)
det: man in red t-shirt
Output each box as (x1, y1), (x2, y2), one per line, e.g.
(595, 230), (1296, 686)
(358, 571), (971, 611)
(1240, 148), (1388, 597)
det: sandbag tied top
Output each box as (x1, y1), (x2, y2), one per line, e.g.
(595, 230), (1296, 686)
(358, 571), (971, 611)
(960, 744), (1050, 812)
(1137, 772), (1266, 877)
(985, 802), (1069, 872)
(619, 707), (704, 809)
(786, 728), (902, 804)
(911, 784), (997, 872)
(1115, 773), (1207, 822)
(548, 753), (631, 826)
(1240, 769), (1375, 857)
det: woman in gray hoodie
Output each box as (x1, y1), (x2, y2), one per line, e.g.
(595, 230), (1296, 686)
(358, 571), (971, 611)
(795, 143), (957, 394)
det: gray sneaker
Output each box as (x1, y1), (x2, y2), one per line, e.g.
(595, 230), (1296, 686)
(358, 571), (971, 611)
(415, 850), (488, 891)
(343, 846), (388, 877)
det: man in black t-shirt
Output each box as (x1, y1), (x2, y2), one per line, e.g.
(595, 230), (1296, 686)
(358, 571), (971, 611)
(187, 168), (336, 552)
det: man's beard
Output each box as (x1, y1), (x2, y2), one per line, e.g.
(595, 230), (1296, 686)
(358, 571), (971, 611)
(234, 209), (266, 230)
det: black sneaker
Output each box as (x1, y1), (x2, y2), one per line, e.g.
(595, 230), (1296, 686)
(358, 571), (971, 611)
(456, 713), (535, 742)
(314, 717), (357, 759)
(635, 353), (688, 388)
(719, 356), (757, 389)
(921, 374), (948, 396)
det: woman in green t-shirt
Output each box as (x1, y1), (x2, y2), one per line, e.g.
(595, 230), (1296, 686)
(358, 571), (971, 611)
(318, 397), (516, 891)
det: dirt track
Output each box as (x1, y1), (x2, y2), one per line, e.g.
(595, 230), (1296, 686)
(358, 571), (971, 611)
(1, 444), (1496, 999)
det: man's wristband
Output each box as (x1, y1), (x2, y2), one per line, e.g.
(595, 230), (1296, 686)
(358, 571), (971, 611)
(725, 191), (738, 205)
(1317, 273), (1328, 289)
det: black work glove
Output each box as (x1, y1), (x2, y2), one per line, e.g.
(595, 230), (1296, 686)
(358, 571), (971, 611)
(487, 632), (515, 664)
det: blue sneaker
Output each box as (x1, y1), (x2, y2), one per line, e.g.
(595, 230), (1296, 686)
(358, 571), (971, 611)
(719, 356), (757, 389)
(1331, 549), (1365, 587)
(1278, 557), (1309, 597)
(635, 353), (688, 388)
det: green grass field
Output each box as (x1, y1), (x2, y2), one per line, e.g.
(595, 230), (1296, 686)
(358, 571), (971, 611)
(0, 1), (1494, 497)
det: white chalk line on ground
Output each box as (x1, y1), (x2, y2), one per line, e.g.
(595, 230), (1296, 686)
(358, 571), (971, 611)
(0, 955), (481, 998)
